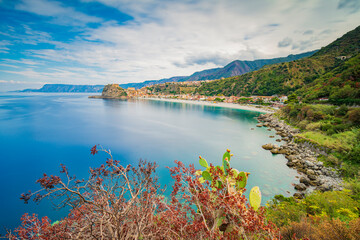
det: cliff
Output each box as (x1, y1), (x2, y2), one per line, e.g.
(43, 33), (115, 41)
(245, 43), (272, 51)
(89, 84), (128, 99)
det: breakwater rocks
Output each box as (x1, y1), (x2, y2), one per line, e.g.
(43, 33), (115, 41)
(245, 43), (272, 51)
(257, 113), (343, 198)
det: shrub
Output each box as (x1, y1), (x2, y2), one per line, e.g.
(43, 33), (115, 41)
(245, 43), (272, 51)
(348, 108), (360, 126)
(336, 105), (349, 116)
(343, 178), (360, 201)
(10, 147), (278, 239)
(281, 217), (360, 240)
(267, 190), (359, 229)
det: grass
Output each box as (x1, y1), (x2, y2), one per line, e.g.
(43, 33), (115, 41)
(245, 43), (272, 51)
(297, 130), (357, 152)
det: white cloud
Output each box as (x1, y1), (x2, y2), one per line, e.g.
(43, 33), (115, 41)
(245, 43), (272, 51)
(16, 0), (102, 26)
(3, 0), (360, 86)
(0, 40), (11, 53)
(0, 80), (47, 84)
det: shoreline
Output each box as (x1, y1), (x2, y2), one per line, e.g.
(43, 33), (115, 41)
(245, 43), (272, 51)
(257, 113), (343, 198)
(141, 97), (275, 114)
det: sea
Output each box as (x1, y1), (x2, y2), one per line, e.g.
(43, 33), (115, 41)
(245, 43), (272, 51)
(0, 93), (300, 234)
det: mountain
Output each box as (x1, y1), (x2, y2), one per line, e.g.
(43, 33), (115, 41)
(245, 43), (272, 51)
(21, 84), (104, 93)
(119, 50), (317, 89)
(119, 76), (188, 89)
(196, 25), (360, 102)
(20, 50), (316, 93)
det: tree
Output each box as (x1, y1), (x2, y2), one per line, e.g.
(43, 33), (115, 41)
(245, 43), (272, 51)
(11, 147), (277, 239)
(285, 93), (299, 104)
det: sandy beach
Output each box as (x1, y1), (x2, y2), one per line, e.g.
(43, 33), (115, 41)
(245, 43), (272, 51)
(142, 97), (275, 113)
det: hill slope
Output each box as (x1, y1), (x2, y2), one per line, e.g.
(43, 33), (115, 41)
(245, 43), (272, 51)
(19, 51), (316, 93)
(196, 25), (360, 100)
(119, 51), (317, 89)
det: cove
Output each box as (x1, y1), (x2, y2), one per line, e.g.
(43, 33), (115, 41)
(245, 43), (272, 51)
(0, 93), (300, 234)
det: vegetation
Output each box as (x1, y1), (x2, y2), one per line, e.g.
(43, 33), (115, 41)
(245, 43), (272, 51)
(10, 148), (277, 239)
(10, 145), (360, 239)
(279, 103), (360, 177)
(148, 82), (197, 95)
(195, 25), (360, 102)
(266, 191), (360, 240)
(264, 101), (360, 239)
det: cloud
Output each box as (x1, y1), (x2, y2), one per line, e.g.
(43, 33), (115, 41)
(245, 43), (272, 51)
(338, 0), (360, 13)
(278, 37), (293, 48)
(15, 0), (102, 26)
(292, 40), (314, 51)
(0, 24), (62, 47)
(0, 40), (11, 53)
(0, 80), (47, 84)
(1, 0), (360, 87)
(303, 30), (313, 35)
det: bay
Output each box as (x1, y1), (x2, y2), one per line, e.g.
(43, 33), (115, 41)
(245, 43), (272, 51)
(0, 93), (300, 234)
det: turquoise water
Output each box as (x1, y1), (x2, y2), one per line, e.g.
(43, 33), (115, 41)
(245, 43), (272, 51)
(0, 93), (300, 233)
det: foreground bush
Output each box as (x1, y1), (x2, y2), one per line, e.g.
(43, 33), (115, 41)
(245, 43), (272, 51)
(9, 147), (277, 239)
(280, 217), (360, 240)
(267, 191), (359, 228)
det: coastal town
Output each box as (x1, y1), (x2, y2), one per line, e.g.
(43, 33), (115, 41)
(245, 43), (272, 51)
(121, 81), (289, 107)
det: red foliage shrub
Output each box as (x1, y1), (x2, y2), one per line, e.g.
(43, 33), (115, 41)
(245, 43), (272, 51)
(10, 146), (278, 239)
(280, 217), (360, 240)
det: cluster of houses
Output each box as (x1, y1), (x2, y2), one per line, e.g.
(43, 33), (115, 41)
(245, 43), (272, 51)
(144, 94), (288, 106)
(122, 82), (288, 107)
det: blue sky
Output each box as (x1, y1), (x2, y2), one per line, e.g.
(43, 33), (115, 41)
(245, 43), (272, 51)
(0, 0), (359, 91)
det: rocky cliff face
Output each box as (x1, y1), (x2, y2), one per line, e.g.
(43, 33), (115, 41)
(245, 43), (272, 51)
(101, 84), (128, 98)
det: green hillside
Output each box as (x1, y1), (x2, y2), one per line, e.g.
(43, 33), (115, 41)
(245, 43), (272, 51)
(196, 25), (360, 101)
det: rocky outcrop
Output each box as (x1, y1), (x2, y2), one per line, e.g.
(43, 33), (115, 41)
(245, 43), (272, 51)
(101, 84), (128, 98)
(89, 84), (128, 99)
(257, 113), (343, 197)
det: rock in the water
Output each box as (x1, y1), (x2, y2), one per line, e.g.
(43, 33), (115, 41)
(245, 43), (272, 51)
(262, 143), (273, 150)
(256, 124), (263, 127)
(287, 162), (295, 167)
(270, 148), (280, 154)
(278, 149), (289, 154)
(101, 84), (128, 98)
(300, 177), (310, 186)
(269, 135), (275, 138)
(294, 183), (307, 191)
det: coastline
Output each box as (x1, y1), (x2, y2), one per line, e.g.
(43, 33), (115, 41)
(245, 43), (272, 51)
(257, 113), (343, 198)
(142, 97), (275, 114)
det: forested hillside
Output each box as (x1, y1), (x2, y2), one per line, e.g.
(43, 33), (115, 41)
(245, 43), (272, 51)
(196, 25), (360, 102)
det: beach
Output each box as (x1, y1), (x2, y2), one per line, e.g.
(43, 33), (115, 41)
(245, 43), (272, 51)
(143, 97), (275, 113)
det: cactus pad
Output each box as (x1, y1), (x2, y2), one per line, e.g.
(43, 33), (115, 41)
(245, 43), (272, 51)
(249, 186), (261, 211)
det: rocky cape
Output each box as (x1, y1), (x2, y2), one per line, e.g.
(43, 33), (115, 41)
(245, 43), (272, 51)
(257, 113), (342, 199)
(89, 84), (128, 99)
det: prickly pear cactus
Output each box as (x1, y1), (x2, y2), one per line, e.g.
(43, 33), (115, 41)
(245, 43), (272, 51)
(236, 171), (247, 190)
(196, 149), (263, 233)
(197, 149), (257, 197)
(249, 186), (261, 211)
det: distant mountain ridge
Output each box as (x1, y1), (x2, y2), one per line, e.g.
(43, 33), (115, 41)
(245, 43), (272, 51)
(19, 50), (317, 93)
(21, 84), (104, 93)
(119, 50), (317, 89)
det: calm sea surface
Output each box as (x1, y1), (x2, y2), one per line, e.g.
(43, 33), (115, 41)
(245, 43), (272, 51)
(0, 93), (300, 233)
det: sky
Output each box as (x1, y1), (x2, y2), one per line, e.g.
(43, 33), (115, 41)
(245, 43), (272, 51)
(0, 0), (359, 91)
